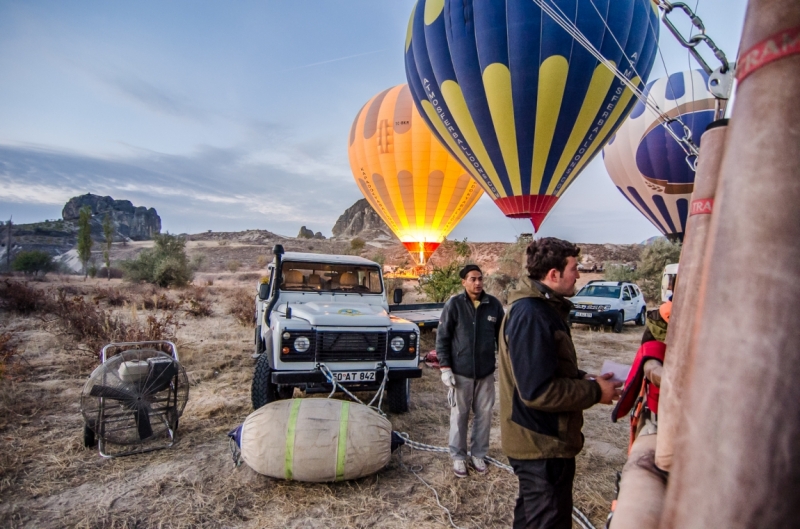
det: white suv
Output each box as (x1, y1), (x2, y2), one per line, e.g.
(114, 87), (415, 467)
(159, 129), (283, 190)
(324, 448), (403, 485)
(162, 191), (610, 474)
(569, 281), (647, 332)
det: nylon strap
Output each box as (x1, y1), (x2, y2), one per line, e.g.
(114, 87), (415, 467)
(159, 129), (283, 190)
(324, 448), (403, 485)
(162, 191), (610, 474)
(737, 25), (800, 84)
(284, 399), (302, 480)
(335, 401), (350, 481)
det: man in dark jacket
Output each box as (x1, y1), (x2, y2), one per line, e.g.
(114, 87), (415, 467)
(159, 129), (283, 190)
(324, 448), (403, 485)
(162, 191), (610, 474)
(498, 238), (621, 528)
(436, 264), (504, 478)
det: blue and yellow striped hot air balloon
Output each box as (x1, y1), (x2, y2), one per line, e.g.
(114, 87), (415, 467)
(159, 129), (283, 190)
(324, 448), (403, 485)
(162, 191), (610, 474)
(404, 0), (660, 231)
(603, 69), (718, 241)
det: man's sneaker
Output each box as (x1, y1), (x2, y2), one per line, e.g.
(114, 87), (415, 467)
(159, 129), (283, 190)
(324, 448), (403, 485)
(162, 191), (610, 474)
(453, 460), (468, 478)
(470, 456), (488, 474)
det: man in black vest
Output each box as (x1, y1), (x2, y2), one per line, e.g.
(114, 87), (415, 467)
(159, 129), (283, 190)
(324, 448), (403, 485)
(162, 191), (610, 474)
(436, 264), (504, 478)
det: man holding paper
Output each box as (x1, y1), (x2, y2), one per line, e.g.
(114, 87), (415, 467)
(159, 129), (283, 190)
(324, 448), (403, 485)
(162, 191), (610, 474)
(498, 238), (622, 529)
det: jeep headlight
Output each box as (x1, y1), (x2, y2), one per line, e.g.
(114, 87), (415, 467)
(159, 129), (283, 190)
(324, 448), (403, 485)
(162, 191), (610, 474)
(600, 304), (611, 311)
(390, 336), (405, 352)
(294, 336), (310, 353)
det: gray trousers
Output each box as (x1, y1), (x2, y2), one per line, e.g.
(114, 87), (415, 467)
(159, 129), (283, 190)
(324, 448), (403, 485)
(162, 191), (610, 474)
(449, 372), (495, 460)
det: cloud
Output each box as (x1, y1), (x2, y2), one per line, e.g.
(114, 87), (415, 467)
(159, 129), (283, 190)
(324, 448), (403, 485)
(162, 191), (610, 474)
(0, 140), (360, 236)
(103, 75), (204, 120)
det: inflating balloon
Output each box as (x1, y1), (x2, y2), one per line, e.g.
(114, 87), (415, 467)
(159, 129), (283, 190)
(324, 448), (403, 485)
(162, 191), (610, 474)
(603, 70), (717, 241)
(348, 84), (482, 264)
(404, 0), (660, 231)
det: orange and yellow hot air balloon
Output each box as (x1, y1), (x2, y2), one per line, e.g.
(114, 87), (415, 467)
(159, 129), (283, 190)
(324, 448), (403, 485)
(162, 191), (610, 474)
(348, 84), (482, 264)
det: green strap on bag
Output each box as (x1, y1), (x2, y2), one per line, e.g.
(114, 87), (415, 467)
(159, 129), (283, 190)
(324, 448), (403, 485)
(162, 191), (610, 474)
(284, 399), (302, 480)
(335, 401), (350, 481)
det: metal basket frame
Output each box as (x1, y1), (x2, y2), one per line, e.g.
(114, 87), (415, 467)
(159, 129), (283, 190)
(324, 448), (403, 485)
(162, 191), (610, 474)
(87, 340), (184, 458)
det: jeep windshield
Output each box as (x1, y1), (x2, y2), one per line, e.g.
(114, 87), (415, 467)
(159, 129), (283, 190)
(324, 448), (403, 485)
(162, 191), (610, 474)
(280, 261), (383, 293)
(576, 285), (621, 298)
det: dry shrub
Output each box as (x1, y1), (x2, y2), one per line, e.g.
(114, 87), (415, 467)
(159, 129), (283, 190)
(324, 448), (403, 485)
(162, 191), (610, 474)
(256, 255), (268, 268)
(140, 291), (181, 311)
(93, 286), (129, 306)
(52, 289), (181, 357)
(228, 289), (255, 326)
(0, 333), (15, 379)
(179, 286), (212, 317)
(237, 272), (261, 282)
(186, 298), (212, 318)
(0, 280), (42, 313)
(226, 260), (241, 273)
(217, 240), (229, 247)
(205, 279), (214, 286)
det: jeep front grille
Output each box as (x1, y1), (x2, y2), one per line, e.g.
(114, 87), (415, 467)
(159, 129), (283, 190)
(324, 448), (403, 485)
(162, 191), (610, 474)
(316, 331), (387, 362)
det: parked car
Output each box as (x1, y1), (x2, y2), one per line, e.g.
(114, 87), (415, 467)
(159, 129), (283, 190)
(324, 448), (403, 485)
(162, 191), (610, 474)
(569, 280), (647, 332)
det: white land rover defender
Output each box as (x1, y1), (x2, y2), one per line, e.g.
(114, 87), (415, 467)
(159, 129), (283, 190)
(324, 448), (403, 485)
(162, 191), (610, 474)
(252, 245), (421, 413)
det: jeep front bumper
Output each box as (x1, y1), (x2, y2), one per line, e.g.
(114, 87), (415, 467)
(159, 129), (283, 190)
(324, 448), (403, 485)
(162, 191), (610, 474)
(271, 367), (422, 385)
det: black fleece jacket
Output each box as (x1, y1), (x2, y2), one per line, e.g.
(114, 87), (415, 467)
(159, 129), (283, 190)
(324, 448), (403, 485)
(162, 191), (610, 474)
(435, 290), (504, 379)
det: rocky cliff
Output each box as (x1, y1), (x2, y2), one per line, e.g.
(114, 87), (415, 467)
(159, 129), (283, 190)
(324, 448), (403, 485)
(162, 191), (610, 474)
(62, 194), (161, 241)
(331, 199), (396, 241)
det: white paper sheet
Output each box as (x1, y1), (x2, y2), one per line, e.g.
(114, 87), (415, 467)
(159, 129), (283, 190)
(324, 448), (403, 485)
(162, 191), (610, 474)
(600, 360), (631, 384)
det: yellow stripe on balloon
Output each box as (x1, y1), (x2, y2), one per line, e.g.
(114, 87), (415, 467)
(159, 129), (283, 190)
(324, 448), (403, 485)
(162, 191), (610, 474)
(419, 99), (497, 198)
(440, 80), (506, 197)
(405, 2), (416, 52)
(556, 78), (640, 196)
(482, 63), (521, 196)
(423, 0), (444, 25)
(532, 56), (569, 193)
(546, 63), (616, 195)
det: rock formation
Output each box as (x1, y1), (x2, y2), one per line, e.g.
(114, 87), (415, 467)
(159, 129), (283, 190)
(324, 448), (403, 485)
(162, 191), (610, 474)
(62, 194), (161, 241)
(332, 199), (396, 241)
(297, 226), (326, 240)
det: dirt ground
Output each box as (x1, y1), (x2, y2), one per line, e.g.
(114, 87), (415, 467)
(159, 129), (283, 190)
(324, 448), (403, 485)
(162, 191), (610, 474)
(0, 277), (642, 529)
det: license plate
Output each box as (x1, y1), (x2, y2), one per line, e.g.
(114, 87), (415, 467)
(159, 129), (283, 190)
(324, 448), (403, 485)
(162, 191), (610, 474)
(332, 370), (376, 383)
(575, 312), (593, 318)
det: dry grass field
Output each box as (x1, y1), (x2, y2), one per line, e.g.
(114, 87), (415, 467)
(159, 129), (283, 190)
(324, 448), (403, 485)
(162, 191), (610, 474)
(0, 276), (641, 529)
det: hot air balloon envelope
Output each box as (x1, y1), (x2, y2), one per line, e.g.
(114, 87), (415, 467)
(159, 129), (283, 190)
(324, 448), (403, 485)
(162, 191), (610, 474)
(603, 70), (717, 240)
(404, 0), (660, 230)
(348, 85), (483, 265)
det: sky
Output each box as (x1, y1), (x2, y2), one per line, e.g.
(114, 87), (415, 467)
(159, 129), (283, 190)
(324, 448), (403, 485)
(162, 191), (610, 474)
(0, 0), (748, 243)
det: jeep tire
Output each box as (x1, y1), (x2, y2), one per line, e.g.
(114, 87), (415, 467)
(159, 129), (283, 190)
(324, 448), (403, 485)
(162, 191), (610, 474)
(254, 325), (265, 357)
(387, 378), (410, 414)
(613, 312), (624, 333)
(635, 307), (646, 326)
(251, 351), (279, 410)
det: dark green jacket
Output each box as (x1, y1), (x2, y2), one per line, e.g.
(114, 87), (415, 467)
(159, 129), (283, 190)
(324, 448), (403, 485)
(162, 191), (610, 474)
(498, 276), (601, 460)
(436, 290), (504, 379)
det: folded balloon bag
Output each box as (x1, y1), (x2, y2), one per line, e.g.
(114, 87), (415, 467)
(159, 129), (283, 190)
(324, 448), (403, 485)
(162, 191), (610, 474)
(229, 399), (401, 482)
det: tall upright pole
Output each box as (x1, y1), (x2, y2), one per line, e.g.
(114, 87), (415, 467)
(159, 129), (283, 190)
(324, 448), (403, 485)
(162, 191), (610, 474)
(5, 216), (11, 271)
(660, 1), (800, 527)
(654, 121), (728, 472)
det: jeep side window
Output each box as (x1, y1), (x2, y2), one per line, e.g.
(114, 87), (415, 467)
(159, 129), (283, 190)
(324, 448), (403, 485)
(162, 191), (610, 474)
(622, 287), (632, 301)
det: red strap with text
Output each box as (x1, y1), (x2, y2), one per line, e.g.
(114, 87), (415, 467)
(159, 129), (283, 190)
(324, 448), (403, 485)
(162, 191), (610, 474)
(690, 198), (714, 216)
(737, 26), (800, 84)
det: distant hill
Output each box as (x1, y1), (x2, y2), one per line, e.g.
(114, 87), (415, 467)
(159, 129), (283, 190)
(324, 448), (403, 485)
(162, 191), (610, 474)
(1, 193), (161, 271)
(331, 199), (397, 242)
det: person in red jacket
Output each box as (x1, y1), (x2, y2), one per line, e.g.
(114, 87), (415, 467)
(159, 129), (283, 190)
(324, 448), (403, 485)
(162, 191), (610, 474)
(612, 301), (671, 448)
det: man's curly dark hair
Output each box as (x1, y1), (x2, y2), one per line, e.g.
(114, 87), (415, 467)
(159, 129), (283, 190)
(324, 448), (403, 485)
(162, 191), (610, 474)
(525, 238), (580, 280)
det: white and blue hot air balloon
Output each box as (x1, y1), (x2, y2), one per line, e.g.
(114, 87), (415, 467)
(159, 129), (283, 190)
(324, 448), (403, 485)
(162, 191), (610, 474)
(603, 69), (718, 241)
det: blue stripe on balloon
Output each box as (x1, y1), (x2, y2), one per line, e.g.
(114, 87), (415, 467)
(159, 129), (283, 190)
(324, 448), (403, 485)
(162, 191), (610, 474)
(664, 71), (686, 101)
(446, 1), (514, 194)
(507, 0), (543, 196)
(652, 194), (677, 233)
(625, 186), (668, 234)
(676, 198), (689, 232)
(636, 109), (715, 185)
(630, 79), (657, 119)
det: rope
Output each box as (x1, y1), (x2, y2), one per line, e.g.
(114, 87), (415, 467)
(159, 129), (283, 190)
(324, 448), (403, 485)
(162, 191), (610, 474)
(530, 0), (700, 159)
(318, 363), (389, 417)
(397, 446), (464, 529)
(395, 433), (597, 529)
